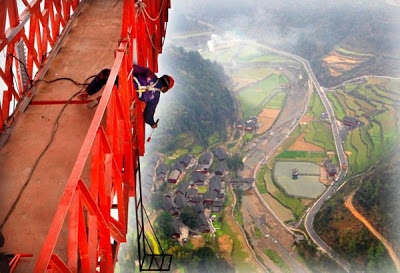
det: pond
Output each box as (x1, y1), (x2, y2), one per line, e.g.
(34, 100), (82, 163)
(273, 161), (326, 198)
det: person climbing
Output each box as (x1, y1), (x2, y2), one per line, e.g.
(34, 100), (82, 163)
(78, 65), (174, 128)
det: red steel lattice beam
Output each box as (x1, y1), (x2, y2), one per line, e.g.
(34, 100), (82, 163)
(31, 0), (171, 272)
(0, 0), (85, 145)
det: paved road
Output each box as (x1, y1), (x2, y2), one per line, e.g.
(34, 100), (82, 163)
(246, 40), (352, 272)
(240, 63), (312, 273)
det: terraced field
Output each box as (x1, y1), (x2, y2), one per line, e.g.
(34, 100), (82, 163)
(237, 74), (287, 119)
(283, 92), (336, 161)
(327, 78), (400, 175)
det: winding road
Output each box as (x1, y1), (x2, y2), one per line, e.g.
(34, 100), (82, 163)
(244, 40), (352, 272)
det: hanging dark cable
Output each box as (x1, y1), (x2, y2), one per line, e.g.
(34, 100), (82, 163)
(0, 87), (84, 230)
(0, 69), (96, 229)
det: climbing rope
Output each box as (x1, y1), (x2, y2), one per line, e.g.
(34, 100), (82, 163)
(135, 0), (167, 51)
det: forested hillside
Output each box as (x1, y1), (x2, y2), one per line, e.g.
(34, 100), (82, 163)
(353, 150), (400, 257)
(154, 46), (237, 152)
(315, 149), (400, 273)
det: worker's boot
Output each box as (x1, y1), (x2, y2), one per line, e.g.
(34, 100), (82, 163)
(88, 97), (101, 109)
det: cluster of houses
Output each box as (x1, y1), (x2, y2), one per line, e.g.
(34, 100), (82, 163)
(155, 154), (192, 184)
(155, 147), (230, 238)
(237, 116), (259, 133)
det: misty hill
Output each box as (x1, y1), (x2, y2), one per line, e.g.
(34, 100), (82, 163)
(154, 46), (237, 152)
(353, 150), (400, 256)
(173, 0), (400, 87)
(315, 149), (400, 272)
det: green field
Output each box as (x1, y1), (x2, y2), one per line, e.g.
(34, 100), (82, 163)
(243, 133), (254, 142)
(327, 92), (346, 120)
(375, 107), (397, 151)
(164, 148), (190, 165)
(208, 132), (222, 146)
(327, 79), (400, 175)
(256, 165), (268, 194)
(308, 92), (325, 116)
(265, 92), (286, 109)
(236, 74), (284, 119)
(304, 122), (335, 151)
(237, 45), (262, 61)
(263, 249), (290, 272)
(197, 186), (207, 194)
(231, 68), (274, 80)
(248, 54), (281, 62)
(335, 46), (373, 57)
(285, 93), (335, 157)
(368, 121), (382, 159)
(276, 150), (326, 160)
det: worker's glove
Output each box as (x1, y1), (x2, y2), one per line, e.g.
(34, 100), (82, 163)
(151, 123), (158, 129)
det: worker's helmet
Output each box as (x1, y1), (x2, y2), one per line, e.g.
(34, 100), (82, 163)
(161, 75), (174, 90)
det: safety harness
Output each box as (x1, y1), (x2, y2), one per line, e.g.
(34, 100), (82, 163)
(133, 76), (162, 98)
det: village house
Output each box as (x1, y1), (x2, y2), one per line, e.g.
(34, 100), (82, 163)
(215, 162), (225, 176)
(168, 169), (181, 184)
(163, 191), (173, 198)
(342, 116), (359, 128)
(237, 121), (244, 131)
(189, 196), (202, 204)
(203, 190), (218, 204)
(178, 154), (192, 168)
(194, 202), (204, 214)
(249, 115), (258, 123)
(198, 152), (213, 171)
(187, 187), (198, 200)
(176, 180), (189, 196)
(213, 147), (228, 161)
(193, 164), (208, 174)
(244, 116), (258, 133)
(209, 176), (222, 193)
(212, 200), (223, 212)
(161, 196), (178, 216)
(172, 161), (184, 172)
(174, 193), (188, 210)
(171, 220), (181, 239)
(156, 162), (168, 182)
(245, 119), (257, 133)
(198, 213), (211, 233)
(190, 172), (206, 186)
(218, 188), (226, 200)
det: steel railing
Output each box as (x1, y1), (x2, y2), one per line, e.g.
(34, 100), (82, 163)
(19, 0), (171, 271)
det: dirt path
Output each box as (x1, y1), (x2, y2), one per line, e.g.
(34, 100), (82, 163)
(345, 191), (400, 273)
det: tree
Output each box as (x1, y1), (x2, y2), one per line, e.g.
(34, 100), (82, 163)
(193, 247), (234, 273)
(155, 212), (174, 239)
(150, 192), (163, 210)
(179, 206), (198, 229)
(227, 153), (244, 176)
